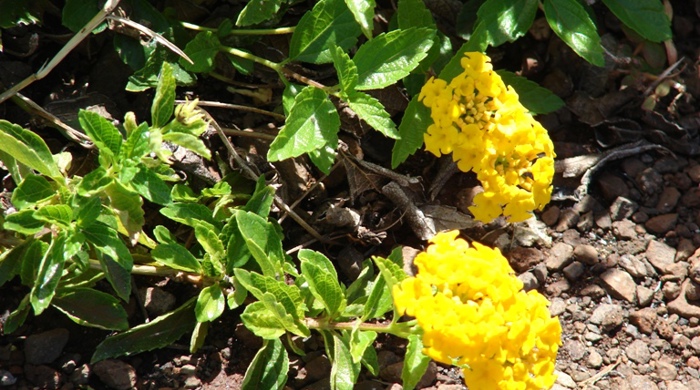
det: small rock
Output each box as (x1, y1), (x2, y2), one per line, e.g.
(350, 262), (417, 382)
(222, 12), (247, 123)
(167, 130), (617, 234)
(687, 281), (700, 301)
(549, 298), (567, 317)
(622, 158), (647, 178)
(508, 247), (544, 273)
(184, 376), (202, 389)
(610, 196), (638, 221)
(636, 167), (663, 194)
(676, 238), (697, 261)
(645, 240), (677, 273)
(24, 328), (70, 365)
(656, 187), (681, 213)
(630, 308), (657, 334)
(645, 213), (678, 235)
(590, 304), (627, 331)
(546, 242), (574, 271)
(0, 370), (16, 386)
(93, 359), (137, 390)
(587, 349), (603, 368)
(680, 188), (700, 207)
(619, 254), (650, 278)
(598, 172), (629, 202)
(563, 261), (585, 280)
(541, 206), (560, 226)
(564, 339), (586, 361)
(138, 287), (176, 317)
(626, 339), (651, 364)
(663, 281), (682, 300)
(574, 244), (599, 265)
(546, 279), (571, 296)
(656, 361), (678, 380)
(69, 364), (90, 386)
(580, 284), (606, 298)
(636, 285), (655, 307)
(688, 164), (700, 183)
(600, 268), (637, 303)
(612, 220), (638, 240)
(24, 364), (63, 389)
(518, 272), (539, 291)
(533, 263), (548, 283)
(297, 355), (331, 386)
(667, 381), (689, 390)
(627, 374), (658, 390)
(555, 209), (580, 232)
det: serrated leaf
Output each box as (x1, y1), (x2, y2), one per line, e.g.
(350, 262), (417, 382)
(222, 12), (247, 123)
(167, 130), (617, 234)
(130, 166), (172, 205)
(77, 167), (113, 196)
(62, 0), (106, 33)
(470, 0), (538, 49)
(242, 338), (289, 390)
(151, 242), (202, 273)
(160, 203), (221, 229)
(308, 143), (338, 174)
(289, 0), (361, 64)
(97, 251), (131, 301)
(104, 180), (145, 240)
(544, 0), (605, 67)
(496, 70), (565, 114)
(3, 209), (44, 235)
(11, 175), (55, 210)
(0, 120), (62, 180)
(121, 122), (151, 161)
(354, 27), (435, 90)
(82, 221), (134, 272)
(190, 321), (209, 353)
(299, 249), (346, 318)
(52, 288), (129, 330)
(243, 177), (275, 218)
(162, 132), (212, 160)
(79, 110), (123, 160)
(4, 294), (31, 334)
(20, 239), (46, 286)
(330, 332), (360, 390)
(74, 196), (102, 228)
(350, 330), (377, 364)
(128, 48), (196, 92)
(372, 256), (406, 292)
(34, 204), (73, 228)
(267, 86), (339, 162)
(601, 0), (671, 43)
(397, 0), (435, 29)
(194, 222), (225, 260)
(391, 96), (431, 168)
(152, 63), (176, 128)
(401, 334), (431, 390)
(346, 91), (399, 139)
(195, 284), (226, 323)
(0, 239), (32, 288)
(236, 0), (283, 26)
(30, 233), (67, 315)
(362, 272), (392, 320)
(330, 46), (358, 94)
(236, 211), (285, 278)
(181, 31), (221, 73)
(240, 301), (287, 339)
(92, 297), (197, 363)
(345, 0), (375, 39)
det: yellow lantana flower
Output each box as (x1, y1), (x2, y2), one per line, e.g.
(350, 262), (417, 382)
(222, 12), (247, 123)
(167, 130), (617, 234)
(393, 231), (562, 390)
(418, 52), (556, 223)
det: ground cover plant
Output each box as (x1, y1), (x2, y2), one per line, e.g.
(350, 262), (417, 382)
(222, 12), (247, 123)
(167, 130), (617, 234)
(0, 0), (676, 388)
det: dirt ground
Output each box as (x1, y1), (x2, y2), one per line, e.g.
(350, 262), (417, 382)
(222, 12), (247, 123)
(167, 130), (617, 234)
(2, 1), (700, 389)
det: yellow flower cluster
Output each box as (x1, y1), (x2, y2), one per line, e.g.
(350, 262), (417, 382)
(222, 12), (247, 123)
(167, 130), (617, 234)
(418, 52), (555, 223)
(393, 231), (561, 390)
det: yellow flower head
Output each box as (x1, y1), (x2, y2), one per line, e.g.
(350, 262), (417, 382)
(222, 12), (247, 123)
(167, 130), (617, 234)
(393, 231), (562, 390)
(418, 53), (556, 223)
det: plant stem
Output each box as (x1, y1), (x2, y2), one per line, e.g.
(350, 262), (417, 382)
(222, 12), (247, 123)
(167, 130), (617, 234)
(87, 259), (212, 286)
(220, 46), (284, 72)
(180, 21), (295, 35)
(304, 318), (418, 339)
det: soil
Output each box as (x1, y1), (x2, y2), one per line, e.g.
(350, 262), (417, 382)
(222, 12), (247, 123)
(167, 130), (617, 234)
(2, 1), (700, 390)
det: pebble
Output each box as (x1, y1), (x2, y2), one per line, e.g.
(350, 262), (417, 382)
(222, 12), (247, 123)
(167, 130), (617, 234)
(508, 247), (544, 273)
(626, 339), (651, 364)
(627, 374), (659, 390)
(656, 360), (678, 380)
(600, 268), (637, 303)
(630, 308), (657, 334)
(546, 242), (574, 271)
(24, 364), (63, 389)
(656, 187), (681, 213)
(619, 254), (650, 278)
(554, 371), (576, 388)
(590, 304), (627, 331)
(587, 349), (603, 368)
(612, 219), (638, 240)
(680, 188), (700, 207)
(93, 359), (137, 390)
(546, 279), (571, 296)
(636, 167), (664, 194)
(0, 370), (16, 386)
(636, 285), (655, 307)
(24, 328), (70, 365)
(518, 272), (539, 291)
(563, 261), (585, 280)
(564, 339), (586, 361)
(573, 244), (599, 265)
(541, 206), (560, 226)
(138, 287), (177, 316)
(597, 172), (629, 201)
(610, 196), (638, 221)
(645, 240), (677, 274)
(645, 213), (678, 235)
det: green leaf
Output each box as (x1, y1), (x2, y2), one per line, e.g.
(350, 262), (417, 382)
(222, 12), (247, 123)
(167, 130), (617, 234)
(128, 48), (196, 92)
(391, 96), (431, 168)
(77, 167), (113, 196)
(289, 0), (362, 64)
(160, 203), (221, 229)
(52, 288), (129, 330)
(0, 120), (62, 180)
(372, 256), (407, 292)
(195, 284), (226, 323)
(402, 334), (431, 390)
(78, 110), (123, 161)
(0, 0), (41, 28)
(330, 46), (358, 94)
(75, 196), (102, 228)
(242, 338), (289, 390)
(3, 209), (44, 235)
(243, 177), (275, 218)
(350, 330), (377, 364)
(151, 242), (202, 273)
(236, 0), (283, 26)
(330, 332), (360, 390)
(130, 166), (172, 206)
(190, 321), (209, 353)
(152, 63), (176, 128)
(30, 233), (67, 315)
(97, 251), (132, 301)
(0, 239), (32, 287)
(4, 294), (31, 334)
(236, 211), (285, 278)
(104, 180), (145, 241)
(354, 27), (435, 90)
(62, 0), (106, 33)
(82, 221), (134, 273)
(240, 301), (287, 339)
(34, 204), (73, 228)
(181, 31), (221, 73)
(397, 0), (435, 30)
(362, 272), (392, 320)
(195, 222), (225, 259)
(162, 132), (212, 160)
(344, 0), (375, 39)
(345, 91), (399, 139)
(11, 175), (55, 209)
(308, 143), (338, 175)
(496, 70), (565, 114)
(299, 249), (346, 319)
(267, 86), (340, 162)
(20, 239), (46, 286)
(471, 0), (538, 49)
(544, 0), (605, 67)
(601, 0), (671, 43)
(92, 298), (197, 363)
(121, 122), (151, 161)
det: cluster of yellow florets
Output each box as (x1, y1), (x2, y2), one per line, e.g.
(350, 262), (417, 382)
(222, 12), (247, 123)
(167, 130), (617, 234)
(419, 52), (555, 223)
(393, 231), (562, 390)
